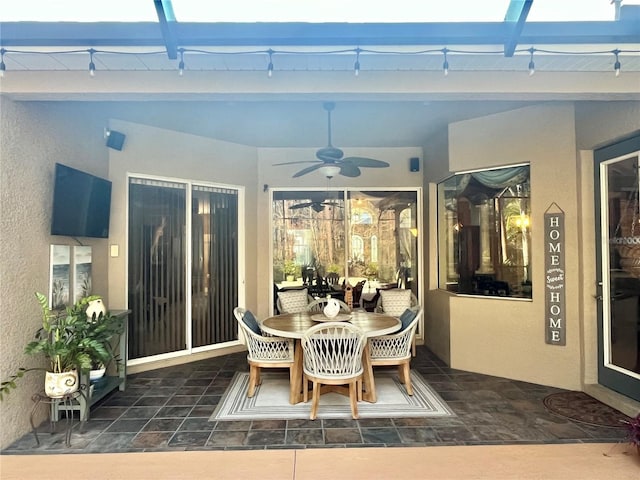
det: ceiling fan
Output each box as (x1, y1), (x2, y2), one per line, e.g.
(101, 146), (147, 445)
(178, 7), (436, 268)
(289, 200), (341, 213)
(273, 102), (390, 178)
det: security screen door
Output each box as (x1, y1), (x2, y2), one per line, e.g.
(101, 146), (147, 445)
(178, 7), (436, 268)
(594, 136), (640, 402)
(128, 178), (239, 361)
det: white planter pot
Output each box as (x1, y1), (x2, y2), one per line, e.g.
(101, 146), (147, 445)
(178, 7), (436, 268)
(44, 370), (79, 398)
(90, 367), (106, 381)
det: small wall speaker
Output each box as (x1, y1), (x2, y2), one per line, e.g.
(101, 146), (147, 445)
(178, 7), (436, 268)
(106, 130), (126, 151)
(410, 157), (420, 172)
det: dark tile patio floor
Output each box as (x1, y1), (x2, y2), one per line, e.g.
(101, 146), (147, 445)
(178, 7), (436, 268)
(2, 347), (627, 454)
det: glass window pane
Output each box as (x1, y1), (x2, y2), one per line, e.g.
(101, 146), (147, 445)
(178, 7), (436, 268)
(437, 165), (532, 298)
(272, 189), (419, 310)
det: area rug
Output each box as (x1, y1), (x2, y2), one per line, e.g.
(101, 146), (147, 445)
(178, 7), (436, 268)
(211, 371), (455, 421)
(543, 391), (631, 428)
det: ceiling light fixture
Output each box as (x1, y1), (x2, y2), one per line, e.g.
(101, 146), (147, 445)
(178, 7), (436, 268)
(178, 48), (185, 76)
(88, 48), (96, 77)
(528, 47), (535, 76)
(442, 48), (449, 76)
(0, 48), (5, 77)
(354, 48), (361, 76)
(267, 49), (274, 77)
(319, 165), (341, 178)
(613, 49), (621, 76)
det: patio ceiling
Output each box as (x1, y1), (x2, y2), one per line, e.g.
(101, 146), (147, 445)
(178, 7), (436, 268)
(0, 2), (638, 149)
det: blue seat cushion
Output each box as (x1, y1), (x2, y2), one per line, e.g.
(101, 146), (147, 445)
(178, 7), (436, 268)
(399, 308), (416, 331)
(242, 310), (262, 335)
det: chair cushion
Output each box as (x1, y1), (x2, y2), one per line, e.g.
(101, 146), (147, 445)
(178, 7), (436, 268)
(242, 310), (262, 335)
(277, 289), (309, 313)
(399, 308), (416, 331)
(379, 289), (412, 316)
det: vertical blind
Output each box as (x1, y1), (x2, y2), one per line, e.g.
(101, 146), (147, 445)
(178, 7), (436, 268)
(128, 179), (240, 361)
(128, 179), (187, 360)
(192, 186), (238, 347)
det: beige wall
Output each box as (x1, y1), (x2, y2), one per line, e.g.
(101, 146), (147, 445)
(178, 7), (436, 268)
(422, 128), (452, 364)
(255, 146), (424, 320)
(446, 103), (583, 389)
(0, 98), (110, 449)
(441, 102), (640, 391)
(106, 119), (259, 312)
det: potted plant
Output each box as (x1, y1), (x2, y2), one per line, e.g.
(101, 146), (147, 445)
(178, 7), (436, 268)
(622, 412), (640, 455)
(0, 292), (123, 400)
(284, 260), (299, 282)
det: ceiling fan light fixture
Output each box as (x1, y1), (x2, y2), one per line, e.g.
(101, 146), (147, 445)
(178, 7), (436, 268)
(319, 165), (341, 178)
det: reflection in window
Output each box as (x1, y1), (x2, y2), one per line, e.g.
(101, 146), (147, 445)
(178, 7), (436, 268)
(371, 235), (378, 263)
(352, 235), (364, 262)
(437, 165), (532, 298)
(272, 189), (419, 307)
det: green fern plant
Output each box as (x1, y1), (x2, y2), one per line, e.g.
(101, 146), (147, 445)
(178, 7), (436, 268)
(0, 292), (124, 400)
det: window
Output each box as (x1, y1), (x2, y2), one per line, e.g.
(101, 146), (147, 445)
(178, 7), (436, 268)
(272, 189), (420, 305)
(437, 165), (532, 298)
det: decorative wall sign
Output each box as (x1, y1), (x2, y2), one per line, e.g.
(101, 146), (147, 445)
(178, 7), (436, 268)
(50, 245), (70, 309)
(49, 244), (93, 309)
(73, 246), (93, 302)
(544, 203), (566, 346)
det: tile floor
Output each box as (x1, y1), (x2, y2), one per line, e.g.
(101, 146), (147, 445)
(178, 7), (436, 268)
(2, 347), (626, 454)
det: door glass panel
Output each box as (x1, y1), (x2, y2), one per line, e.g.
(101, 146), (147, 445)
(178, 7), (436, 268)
(604, 155), (640, 376)
(347, 191), (418, 296)
(272, 191), (345, 288)
(191, 186), (239, 347)
(272, 189), (420, 310)
(128, 179), (187, 360)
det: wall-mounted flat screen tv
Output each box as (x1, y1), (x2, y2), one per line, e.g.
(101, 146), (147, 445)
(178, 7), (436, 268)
(51, 163), (112, 238)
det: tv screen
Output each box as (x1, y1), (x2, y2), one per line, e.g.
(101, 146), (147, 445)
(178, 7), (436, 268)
(51, 163), (112, 238)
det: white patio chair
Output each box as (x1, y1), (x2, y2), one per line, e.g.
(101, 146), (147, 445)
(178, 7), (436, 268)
(368, 307), (423, 395)
(376, 289), (420, 356)
(301, 322), (366, 420)
(306, 297), (351, 314)
(233, 307), (295, 399)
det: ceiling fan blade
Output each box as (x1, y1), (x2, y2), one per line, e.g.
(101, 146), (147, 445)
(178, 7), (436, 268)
(273, 160), (321, 166)
(292, 163), (325, 178)
(289, 202), (314, 210)
(342, 157), (390, 168)
(339, 163), (361, 177)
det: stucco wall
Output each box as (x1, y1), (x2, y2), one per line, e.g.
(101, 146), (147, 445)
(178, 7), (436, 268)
(0, 98), (109, 449)
(422, 128), (453, 364)
(255, 146), (424, 320)
(447, 103), (584, 389)
(106, 120), (259, 318)
(443, 101), (639, 390)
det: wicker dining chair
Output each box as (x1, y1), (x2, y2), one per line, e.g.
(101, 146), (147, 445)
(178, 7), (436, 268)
(368, 307), (423, 395)
(301, 322), (366, 420)
(376, 289), (420, 356)
(233, 307), (295, 399)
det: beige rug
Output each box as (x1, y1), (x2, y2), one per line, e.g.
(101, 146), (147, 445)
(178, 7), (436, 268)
(211, 370), (454, 421)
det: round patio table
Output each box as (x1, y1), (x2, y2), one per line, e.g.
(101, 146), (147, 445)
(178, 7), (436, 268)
(261, 310), (401, 404)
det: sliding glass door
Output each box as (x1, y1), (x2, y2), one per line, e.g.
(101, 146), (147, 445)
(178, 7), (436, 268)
(272, 188), (421, 310)
(128, 177), (241, 362)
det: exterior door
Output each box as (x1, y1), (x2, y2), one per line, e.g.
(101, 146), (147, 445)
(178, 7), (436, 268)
(128, 178), (241, 362)
(594, 135), (640, 401)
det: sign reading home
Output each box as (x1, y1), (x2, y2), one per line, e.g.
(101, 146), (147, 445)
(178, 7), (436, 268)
(545, 204), (565, 345)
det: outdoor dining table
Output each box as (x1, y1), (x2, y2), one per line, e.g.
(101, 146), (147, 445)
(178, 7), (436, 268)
(260, 310), (401, 404)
